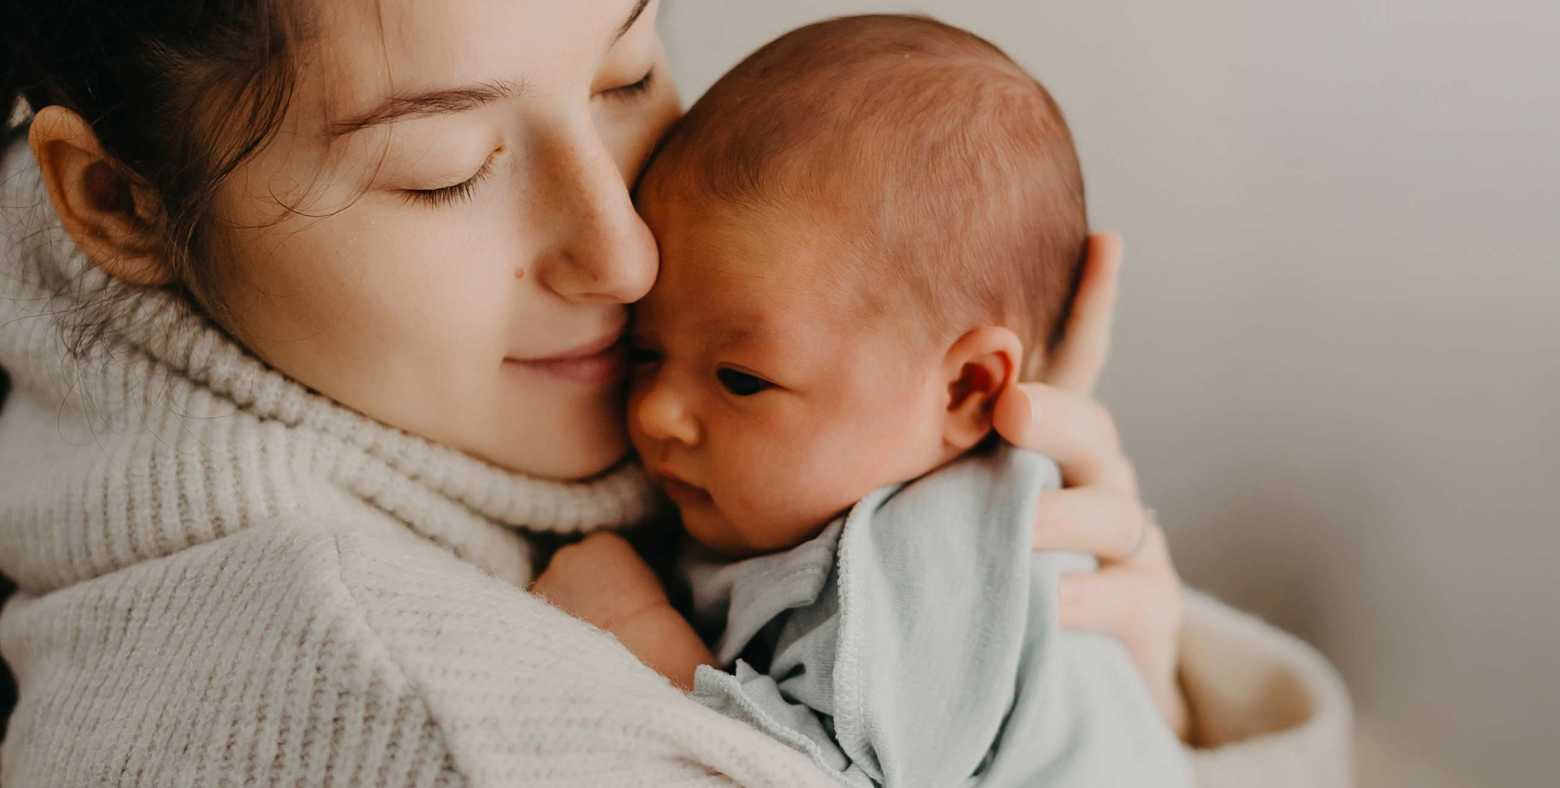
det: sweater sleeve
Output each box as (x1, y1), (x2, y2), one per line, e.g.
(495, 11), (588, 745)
(1180, 590), (1354, 788)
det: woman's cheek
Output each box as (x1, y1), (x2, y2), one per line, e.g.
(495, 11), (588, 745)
(610, 55), (683, 183)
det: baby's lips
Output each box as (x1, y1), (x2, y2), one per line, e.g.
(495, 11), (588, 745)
(654, 469), (712, 504)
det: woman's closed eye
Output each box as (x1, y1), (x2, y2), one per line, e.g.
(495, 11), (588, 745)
(402, 152), (498, 209)
(716, 368), (774, 397)
(599, 67), (656, 102)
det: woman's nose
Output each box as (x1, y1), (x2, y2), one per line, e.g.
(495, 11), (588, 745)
(633, 375), (702, 448)
(532, 125), (659, 305)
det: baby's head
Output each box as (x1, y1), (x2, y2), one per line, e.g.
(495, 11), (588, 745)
(630, 15), (1086, 556)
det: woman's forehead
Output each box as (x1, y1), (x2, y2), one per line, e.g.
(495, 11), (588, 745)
(304, 0), (654, 130)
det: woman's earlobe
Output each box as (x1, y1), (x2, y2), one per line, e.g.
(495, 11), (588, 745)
(941, 326), (1024, 451)
(29, 106), (173, 286)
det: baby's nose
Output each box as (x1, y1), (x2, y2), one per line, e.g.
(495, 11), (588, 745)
(633, 379), (702, 448)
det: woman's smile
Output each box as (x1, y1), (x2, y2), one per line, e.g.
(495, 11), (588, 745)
(506, 329), (629, 386)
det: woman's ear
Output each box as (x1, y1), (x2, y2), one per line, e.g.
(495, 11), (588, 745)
(940, 326), (1024, 451)
(29, 106), (172, 286)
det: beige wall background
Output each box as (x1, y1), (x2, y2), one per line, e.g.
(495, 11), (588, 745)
(661, 2), (1560, 785)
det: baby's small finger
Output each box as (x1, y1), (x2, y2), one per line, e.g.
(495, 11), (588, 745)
(1032, 488), (1149, 562)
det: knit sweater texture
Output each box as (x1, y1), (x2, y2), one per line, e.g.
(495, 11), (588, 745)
(0, 141), (1351, 787)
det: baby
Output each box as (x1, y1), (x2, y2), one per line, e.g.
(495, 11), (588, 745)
(547, 15), (1192, 787)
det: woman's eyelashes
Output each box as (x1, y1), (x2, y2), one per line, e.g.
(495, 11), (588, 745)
(402, 153), (497, 209)
(601, 67), (656, 102)
(716, 368), (774, 397)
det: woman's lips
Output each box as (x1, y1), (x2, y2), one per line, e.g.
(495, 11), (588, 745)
(506, 332), (627, 386)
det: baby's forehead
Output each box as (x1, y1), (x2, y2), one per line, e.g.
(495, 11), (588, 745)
(649, 198), (846, 295)
(646, 227), (843, 326)
(641, 198), (916, 345)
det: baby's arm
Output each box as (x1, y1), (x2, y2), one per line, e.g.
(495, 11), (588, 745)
(531, 532), (715, 690)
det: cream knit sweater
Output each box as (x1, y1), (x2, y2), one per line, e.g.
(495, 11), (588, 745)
(0, 143), (1351, 787)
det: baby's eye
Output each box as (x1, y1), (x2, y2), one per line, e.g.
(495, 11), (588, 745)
(716, 368), (774, 397)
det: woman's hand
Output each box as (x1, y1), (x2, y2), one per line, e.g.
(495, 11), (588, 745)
(993, 233), (1191, 740)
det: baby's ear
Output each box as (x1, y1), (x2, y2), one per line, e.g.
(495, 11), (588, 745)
(940, 326), (1023, 451)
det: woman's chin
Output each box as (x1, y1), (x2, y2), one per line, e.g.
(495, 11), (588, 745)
(479, 420), (630, 481)
(544, 442), (632, 481)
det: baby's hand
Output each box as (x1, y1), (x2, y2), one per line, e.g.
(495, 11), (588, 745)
(531, 531), (670, 632)
(532, 531), (716, 690)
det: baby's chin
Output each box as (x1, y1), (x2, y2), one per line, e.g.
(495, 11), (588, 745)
(677, 499), (836, 559)
(675, 502), (751, 557)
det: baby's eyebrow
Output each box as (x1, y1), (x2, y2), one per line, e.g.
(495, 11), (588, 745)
(710, 323), (813, 372)
(711, 322), (777, 350)
(713, 326), (754, 347)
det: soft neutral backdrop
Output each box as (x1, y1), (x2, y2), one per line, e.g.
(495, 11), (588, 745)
(661, 2), (1560, 786)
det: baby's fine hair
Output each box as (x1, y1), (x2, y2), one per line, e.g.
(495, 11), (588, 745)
(643, 14), (1087, 378)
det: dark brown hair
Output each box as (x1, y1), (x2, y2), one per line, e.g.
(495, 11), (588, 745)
(0, 1), (312, 334)
(642, 14), (1087, 378)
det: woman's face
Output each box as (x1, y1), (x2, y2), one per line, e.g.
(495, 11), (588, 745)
(211, 0), (679, 479)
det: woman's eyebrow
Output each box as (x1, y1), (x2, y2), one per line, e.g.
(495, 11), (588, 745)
(326, 0), (646, 140)
(616, 0), (653, 42)
(328, 80), (526, 139)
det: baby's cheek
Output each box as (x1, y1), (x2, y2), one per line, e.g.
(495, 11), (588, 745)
(779, 453), (869, 531)
(728, 464), (801, 524)
(805, 423), (919, 507)
(723, 444), (835, 546)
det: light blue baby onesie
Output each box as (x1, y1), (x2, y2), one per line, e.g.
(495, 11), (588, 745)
(683, 445), (1194, 788)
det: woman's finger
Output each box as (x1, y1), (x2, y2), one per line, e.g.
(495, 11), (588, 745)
(1031, 488), (1149, 561)
(1056, 527), (1174, 628)
(1055, 524), (1188, 737)
(993, 382), (1137, 494)
(1056, 567), (1144, 635)
(1041, 232), (1124, 395)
